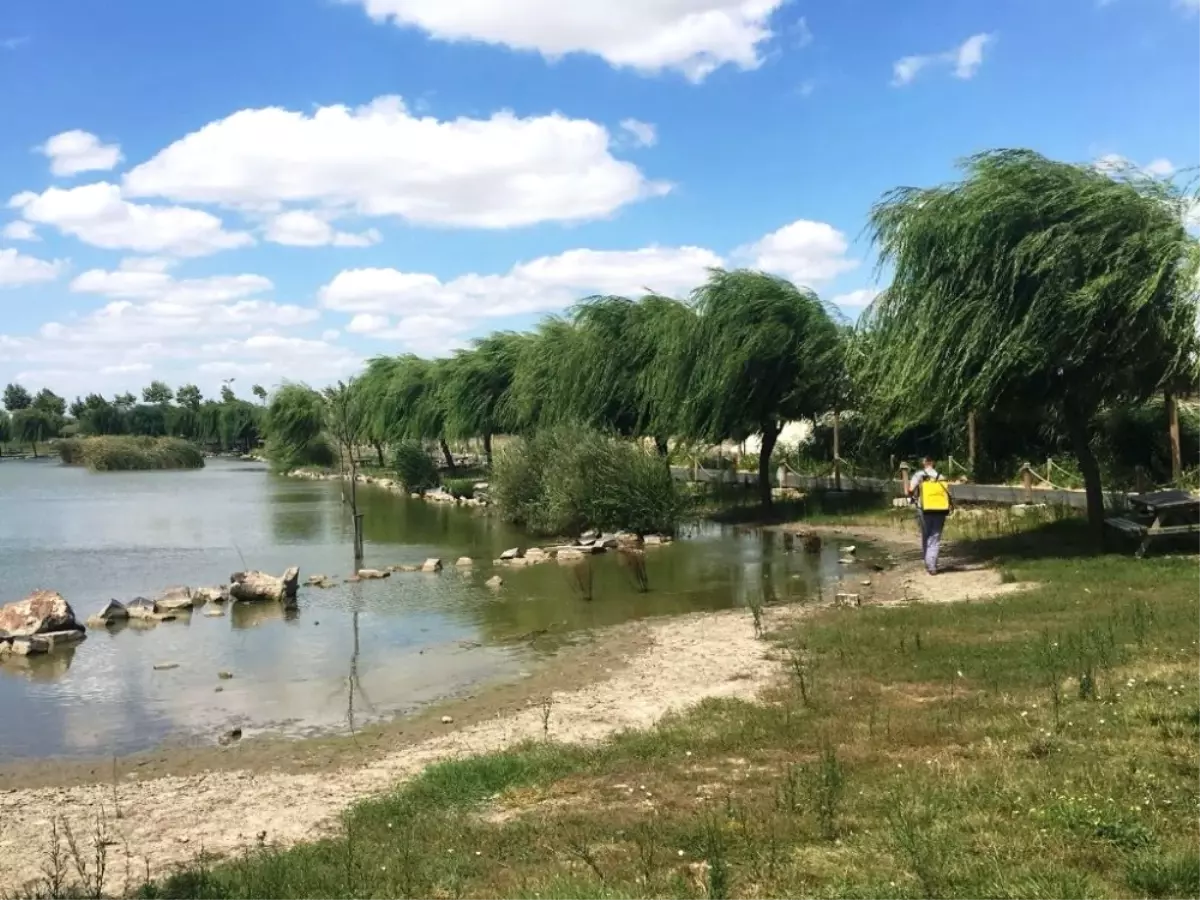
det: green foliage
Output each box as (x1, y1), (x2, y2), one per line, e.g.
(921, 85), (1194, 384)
(491, 426), (686, 536)
(442, 476), (477, 499)
(142, 380), (175, 405)
(58, 435), (204, 471)
(3, 382), (32, 411)
(438, 332), (524, 451)
(393, 440), (440, 492)
(175, 384), (203, 411)
(0, 409), (10, 444)
(32, 388), (66, 418)
(12, 407), (59, 450)
(266, 384), (327, 472)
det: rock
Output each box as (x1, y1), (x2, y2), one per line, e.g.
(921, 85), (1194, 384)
(440, 715), (454, 725)
(500, 547), (522, 560)
(421, 558), (443, 573)
(39, 630), (87, 650)
(838, 557), (855, 565)
(455, 557), (474, 567)
(154, 586), (195, 612)
(599, 537), (619, 549)
(229, 567), (300, 604)
(556, 548), (585, 562)
(839, 545), (857, 554)
(357, 569), (390, 580)
(153, 662), (179, 671)
(94, 599), (129, 623)
(0, 590), (83, 638)
(485, 575), (503, 588)
(835, 593), (861, 606)
(1, 636), (47, 657)
(126, 597), (157, 619)
(218, 670), (234, 680)
(345, 575), (362, 583)
(524, 547), (548, 562)
(306, 574), (328, 585)
(473, 482), (489, 491)
(218, 728), (242, 745)
(204, 606), (225, 617)
(194, 586), (229, 604)
(861, 579), (872, 587)
(580, 529), (600, 541)
(643, 534), (671, 546)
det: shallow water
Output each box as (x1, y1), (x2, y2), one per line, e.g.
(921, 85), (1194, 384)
(0, 458), (863, 760)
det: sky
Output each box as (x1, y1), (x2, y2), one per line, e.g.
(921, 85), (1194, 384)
(0, 0), (1197, 401)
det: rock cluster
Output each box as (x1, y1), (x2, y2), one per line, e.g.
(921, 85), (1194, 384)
(287, 470), (491, 508)
(0, 590), (86, 659)
(492, 533), (671, 568)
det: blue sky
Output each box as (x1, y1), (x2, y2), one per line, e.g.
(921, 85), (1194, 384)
(1, 0), (1197, 400)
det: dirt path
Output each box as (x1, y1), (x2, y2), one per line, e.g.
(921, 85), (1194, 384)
(0, 523), (1031, 896)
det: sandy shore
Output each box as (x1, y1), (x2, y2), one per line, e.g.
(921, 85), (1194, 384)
(0, 523), (1028, 896)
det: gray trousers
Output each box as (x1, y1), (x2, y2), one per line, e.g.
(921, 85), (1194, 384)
(917, 510), (947, 573)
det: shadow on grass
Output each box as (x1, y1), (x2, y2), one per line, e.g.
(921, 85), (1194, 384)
(953, 517), (1200, 565)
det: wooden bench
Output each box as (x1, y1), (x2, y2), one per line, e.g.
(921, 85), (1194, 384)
(1108, 491), (1200, 557)
(1105, 517), (1147, 537)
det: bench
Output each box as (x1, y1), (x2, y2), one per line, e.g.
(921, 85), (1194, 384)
(1107, 504), (1200, 558)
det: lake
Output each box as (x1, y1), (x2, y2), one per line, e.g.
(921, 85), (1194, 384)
(0, 458), (855, 761)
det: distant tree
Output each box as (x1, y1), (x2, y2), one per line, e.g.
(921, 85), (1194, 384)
(32, 388), (66, 418)
(220, 384), (237, 404)
(266, 384), (326, 471)
(219, 400), (262, 452)
(439, 332), (524, 467)
(128, 404), (167, 436)
(12, 408), (57, 457)
(3, 383), (32, 411)
(175, 384), (203, 411)
(0, 409), (10, 448)
(252, 384), (268, 404)
(142, 381), (174, 406)
(77, 394), (125, 435)
(69, 397), (86, 420)
(113, 392), (137, 411)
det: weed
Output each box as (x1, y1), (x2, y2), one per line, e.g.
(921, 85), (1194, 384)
(804, 739), (845, 841)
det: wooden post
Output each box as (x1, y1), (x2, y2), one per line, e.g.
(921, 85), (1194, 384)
(832, 408), (842, 492)
(967, 411), (977, 478)
(899, 463), (911, 499)
(1166, 390), (1182, 483)
(1021, 463), (1034, 502)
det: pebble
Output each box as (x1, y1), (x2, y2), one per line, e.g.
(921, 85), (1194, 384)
(441, 715), (454, 725)
(218, 671), (234, 680)
(153, 662), (179, 671)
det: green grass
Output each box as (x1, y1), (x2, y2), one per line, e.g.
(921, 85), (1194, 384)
(57, 436), (204, 471)
(129, 519), (1199, 900)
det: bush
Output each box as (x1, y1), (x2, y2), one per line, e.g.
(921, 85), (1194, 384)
(394, 440), (441, 492)
(59, 436), (204, 471)
(265, 434), (335, 472)
(443, 476), (477, 499)
(491, 426), (685, 536)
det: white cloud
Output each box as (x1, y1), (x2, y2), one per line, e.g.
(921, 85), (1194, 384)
(734, 220), (857, 287)
(39, 130), (123, 177)
(319, 217), (858, 353)
(1144, 158), (1176, 177)
(70, 260), (274, 306)
(264, 210), (382, 247)
(831, 288), (881, 312)
(2, 220), (39, 241)
(1094, 153), (1179, 179)
(10, 182), (254, 257)
(619, 119), (657, 148)
(892, 33), (994, 86)
(0, 247), (65, 287)
(122, 96), (668, 229)
(350, 0), (785, 81)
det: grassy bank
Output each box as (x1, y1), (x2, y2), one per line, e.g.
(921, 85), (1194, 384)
(58, 436), (204, 472)
(140, 521), (1197, 899)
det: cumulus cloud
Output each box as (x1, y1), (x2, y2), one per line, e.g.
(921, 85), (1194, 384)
(734, 219), (858, 287)
(9, 182), (254, 257)
(2, 220), (39, 241)
(320, 217), (858, 352)
(0, 247), (65, 287)
(350, 0), (785, 81)
(619, 119), (657, 147)
(70, 259), (274, 306)
(264, 210), (383, 247)
(892, 33), (994, 86)
(831, 288), (881, 316)
(1093, 153), (1180, 179)
(39, 130), (123, 176)
(122, 96), (668, 229)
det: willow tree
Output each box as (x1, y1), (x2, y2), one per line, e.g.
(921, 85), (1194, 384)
(676, 269), (842, 507)
(352, 356), (403, 466)
(505, 319), (582, 433)
(863, 149), (1199, 544)
(266, 383), (326, 472)
(439, 332), (523, 467)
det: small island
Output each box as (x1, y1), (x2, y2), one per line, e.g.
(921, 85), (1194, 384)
(58, 436), (205, 472)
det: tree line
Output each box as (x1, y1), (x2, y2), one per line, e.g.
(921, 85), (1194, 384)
(0, 379), (269, 457)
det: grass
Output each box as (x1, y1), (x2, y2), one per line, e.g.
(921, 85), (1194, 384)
(120, 517), (1199, 900)
(57, 436), (204, 472)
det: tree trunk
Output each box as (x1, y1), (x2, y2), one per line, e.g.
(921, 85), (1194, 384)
(1166, 390), (1182, 483)
(439, 438), (456, 473)
(1064, 406), (1105, 550)
(483, 432), (494, 469)
(832, 408), (842, 491)
(758, 422), (781, 509)
(30, 441), (38, 459)
(654, 435), (670, 471)
(374, 440), (385, 468)
(967, 411), (978, 477)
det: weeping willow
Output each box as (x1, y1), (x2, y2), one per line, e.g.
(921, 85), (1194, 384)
(862, 149), (1199, 541)
(438, 332), (524, 466)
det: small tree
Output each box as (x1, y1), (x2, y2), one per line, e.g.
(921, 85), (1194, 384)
(142, 381), (174, 406)
(12, 408), (56, 457)
(863, 149), (1199, 545)
(176, 384), (203, 411)
(113, 392), (136, 411)
(324, 380), (366, 561)
(3, 383), (32, 411)
(32, 389), (66, 418)
(252, 384), (268, 404)
(0, 409), (11, 451)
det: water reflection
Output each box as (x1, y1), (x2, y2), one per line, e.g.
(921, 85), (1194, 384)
(0, 647), (78, 681)
(0, 460), (864, 760)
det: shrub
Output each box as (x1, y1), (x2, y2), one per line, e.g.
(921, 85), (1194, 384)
(443, 476), (477, 499)
(491, 426), (686, 536)
(265, 434), (335, 472)
(59, 436), (204, 471)
(394, 440), (440, 493)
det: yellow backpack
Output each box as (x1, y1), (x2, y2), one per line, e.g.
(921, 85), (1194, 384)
(919, 477), (951, 512)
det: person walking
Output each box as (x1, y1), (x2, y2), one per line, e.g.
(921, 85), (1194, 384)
(909, 455), (952, 574)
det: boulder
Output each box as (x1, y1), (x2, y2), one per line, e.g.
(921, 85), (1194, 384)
(556, 548), (585, 562)
(229, 567), (300, 604)
(93, 599), (129, 624)
(357, 569), (390, 580)
(643, 534), (672, 546)
(306, 574), (328, 585)
(524, 547), (548, 562)
(485, 575), (503, 588)
(500, 547), (522, 561)
(39, 630), (86, 650)
(126, 597), (158, 620)
(421, 558), (443, 573)
(1, 636), (48, 657)
(455, 557), (474, 567)
(194, 586), (229, 604)
(155, 586), (196, 612)
(0, 590), (83, 638)
(580, 528), (600, 542)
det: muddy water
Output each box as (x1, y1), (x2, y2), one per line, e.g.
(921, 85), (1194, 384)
(0, 458), (863, 760)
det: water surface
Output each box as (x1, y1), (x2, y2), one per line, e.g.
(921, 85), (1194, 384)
(0, 459), (858, 760)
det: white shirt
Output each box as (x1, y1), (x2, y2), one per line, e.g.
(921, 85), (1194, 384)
(909, 467), (939, 494)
